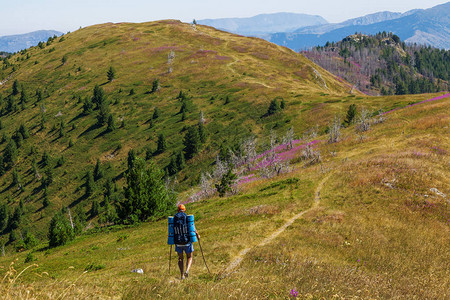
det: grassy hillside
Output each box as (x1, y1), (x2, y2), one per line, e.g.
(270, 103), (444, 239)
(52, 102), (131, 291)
(0, 20), (448, 299)
(0, 90), (448, 299)
(0, 20), (356, 242)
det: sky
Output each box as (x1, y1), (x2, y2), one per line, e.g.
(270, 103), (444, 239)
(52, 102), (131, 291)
(0, 0), (448, 36)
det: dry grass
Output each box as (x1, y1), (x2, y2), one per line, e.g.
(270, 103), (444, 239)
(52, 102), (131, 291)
(0, 19), (449, 299)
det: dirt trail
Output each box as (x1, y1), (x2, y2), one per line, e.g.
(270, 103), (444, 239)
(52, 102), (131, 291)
(220, 172), (332, 277)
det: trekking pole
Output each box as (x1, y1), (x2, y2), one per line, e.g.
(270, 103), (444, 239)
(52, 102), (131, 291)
(168, 245), (172, 275)
(197, 236), (211, 275)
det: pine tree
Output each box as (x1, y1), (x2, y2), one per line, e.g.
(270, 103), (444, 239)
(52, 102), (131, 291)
(167, 156), (178, 176)
(0, 203), (9, 232)
(152, 107), (160, 119)
(12, 80), (19, 96)
(267, 98), (281, 115)
(96, 101), (110, 126)
(85, 170), (95, 197)
(107, 114), (116, 132)
(198, 123), (207, 143)
(41, 151), (50, 167)
(151, 79), (160, 93)
(215, 168), (237, 197)
(176, 152), (186, 171)
(18, 124), (29, 139)
(156, 133), (167, 153)
(92, 85), (106, 109)
(107, 66), (116, 82)
(91, 199), (100, 217)
(20, 88), (28, 104)
(3, 140), (18, 169)
(93, 159), (103, 181)
(344, 104), (357, 126)
(183, 126), (201, 160)
(12, 169), (20, 186)
(82, 97), (94, 115)
(127, 149), (137, 171)
(48, 211), (74, 248)
(120, 158), (176, 223)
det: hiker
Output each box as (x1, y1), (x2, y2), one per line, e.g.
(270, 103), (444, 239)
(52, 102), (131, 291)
(174, 204), (199, 279)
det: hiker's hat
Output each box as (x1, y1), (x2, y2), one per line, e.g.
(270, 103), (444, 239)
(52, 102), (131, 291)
(178, 204), (186, 212)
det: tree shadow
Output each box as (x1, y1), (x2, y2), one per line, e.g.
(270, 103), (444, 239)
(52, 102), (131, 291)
(78, 123), (100, 138)
(69, 112), (85, 124)
(94, 128), (110, 139)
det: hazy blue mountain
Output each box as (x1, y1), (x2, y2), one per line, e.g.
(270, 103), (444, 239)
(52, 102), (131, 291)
(0, 30), (63, 53)
(269, 2), (450, 50)
(198, 13), (328, 36)
(295, 10), (419, 35)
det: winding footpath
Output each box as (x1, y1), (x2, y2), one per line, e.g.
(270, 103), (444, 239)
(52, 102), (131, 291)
(220, 172), (332, 278)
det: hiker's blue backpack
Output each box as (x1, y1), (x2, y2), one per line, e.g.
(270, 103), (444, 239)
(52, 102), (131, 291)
(168, 214), (197, 245)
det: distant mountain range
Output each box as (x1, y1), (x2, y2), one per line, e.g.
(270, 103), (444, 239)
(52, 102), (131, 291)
(200, 2), (450, 50)
(198, 13), (327, 35)
(0, 30), (63, 53)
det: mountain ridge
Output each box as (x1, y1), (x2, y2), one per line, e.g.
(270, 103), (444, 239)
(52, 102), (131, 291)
(198, 12), (328, 36)
(0, 30), (63, 53)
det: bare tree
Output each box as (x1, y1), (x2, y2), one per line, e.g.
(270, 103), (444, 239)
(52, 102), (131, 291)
(282, 127), (294, 149)
(199, 111), (205, 124)
(302, 126), (321, 164)
(242, 136), (257, 168)
(328, 115), (341, 143)
(68, 208), (74, 229)
(199, 172), (215, 197)
(356, 107), (371, 133)
(167, 50), (175, 73)
(213, 155), (228, 180)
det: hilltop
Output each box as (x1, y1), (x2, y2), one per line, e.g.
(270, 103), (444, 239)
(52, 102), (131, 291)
(303, 32), (449, 95)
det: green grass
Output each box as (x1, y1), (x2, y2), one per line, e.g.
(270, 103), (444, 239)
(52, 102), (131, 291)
(0, 96), (448, 298)
(0, 20), (448, 299)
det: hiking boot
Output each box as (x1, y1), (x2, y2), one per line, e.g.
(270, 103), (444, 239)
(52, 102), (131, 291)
(184, 271), (189, 278)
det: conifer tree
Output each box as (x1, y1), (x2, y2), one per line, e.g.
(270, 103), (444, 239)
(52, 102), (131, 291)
(152, 107), (160, 119)
(344, 104), (357, 126)
(82, 97), (94, 115)
(91, 199), (100, 217)
(183, 126), (201, 160)
(3, 140), (18, 169)
(267, 98), (281, 115)
(85, 170), (95, 197)
(120, 158), (176, 223)
(176, 152), (185, 170)
(215, 168), (237, 197)
(92, 85), (106, 109)
(151, 79), (160, 93)
(48, 211), (74, 248)
(20, 88), (28, 104)
(157, 133), (167, 153)
(12, 80), (19, 96)
(107, 114), (116, 132)
(0, 203), (8, 232)
(198, 122), (207, 143)
(107, 66), (116, 82)
(96, 101), (110, 126)
(93, 158), (103, 181)
(127, 149), (137, 171)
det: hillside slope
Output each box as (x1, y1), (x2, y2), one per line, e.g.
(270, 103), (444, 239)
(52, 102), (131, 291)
(0, 20), (353, 243)
(0, 92), (448, 299)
